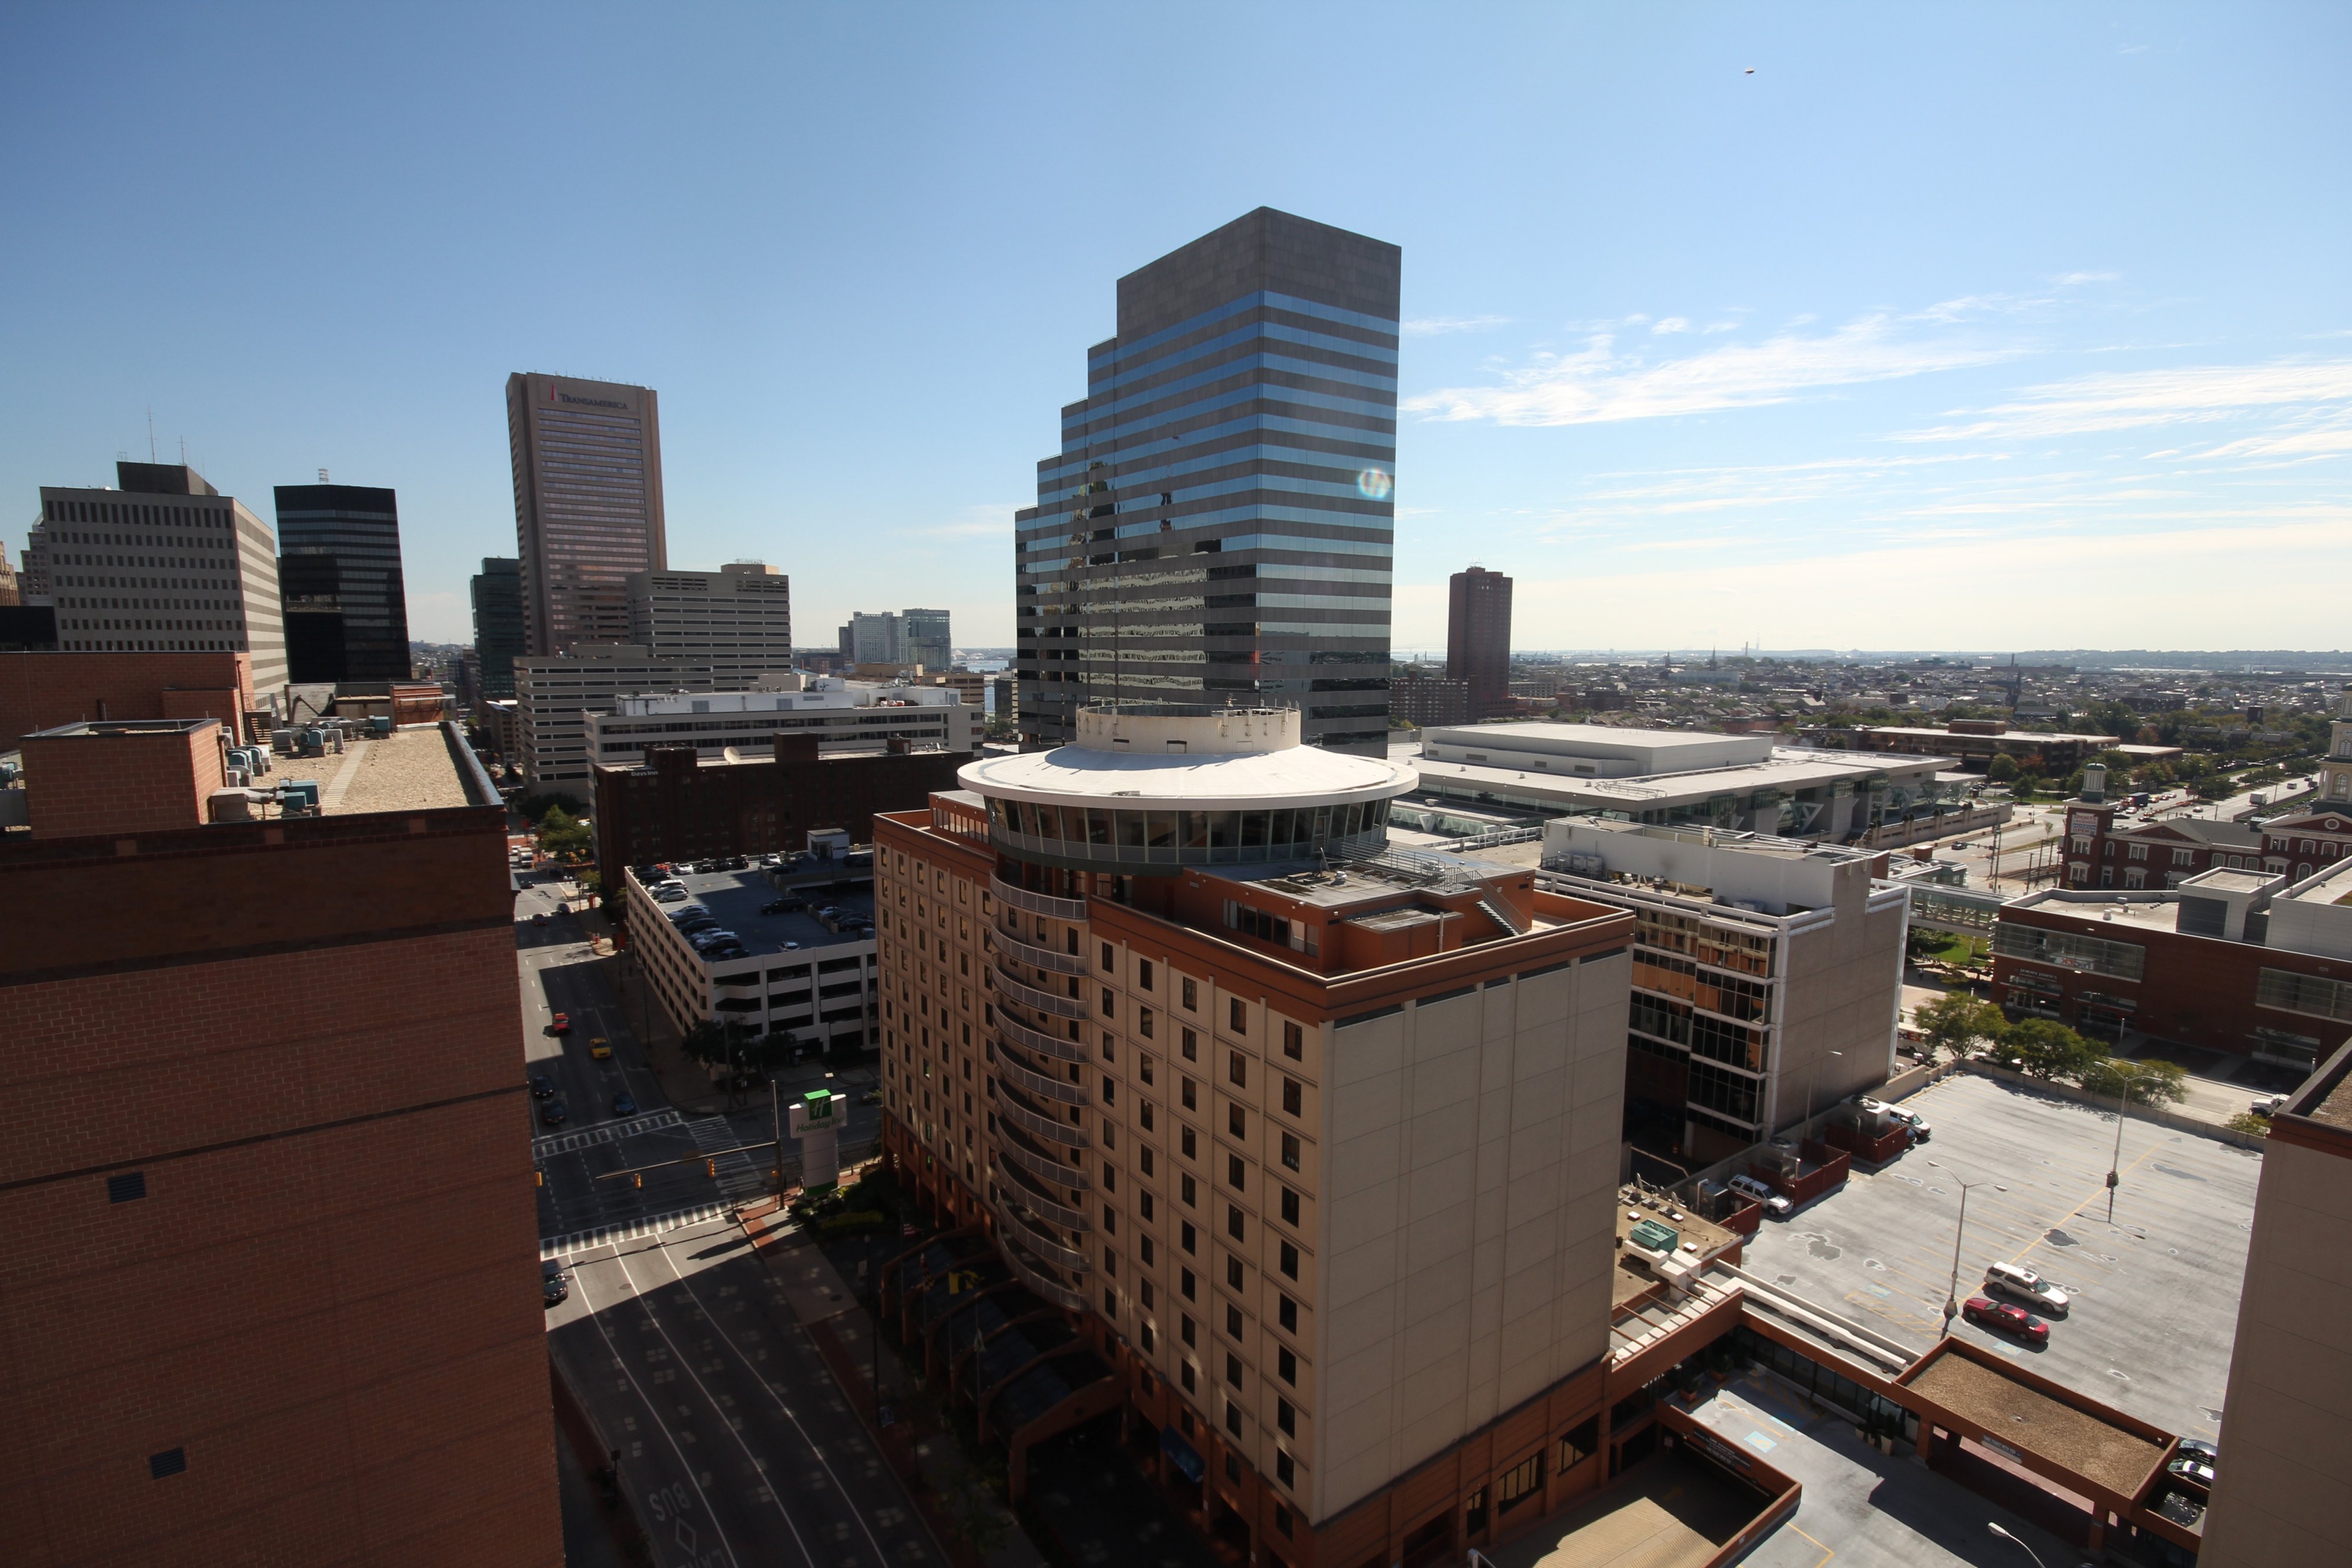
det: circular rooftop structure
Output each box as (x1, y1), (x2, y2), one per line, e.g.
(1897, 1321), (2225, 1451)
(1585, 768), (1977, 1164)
(958, 703), (1416, 874)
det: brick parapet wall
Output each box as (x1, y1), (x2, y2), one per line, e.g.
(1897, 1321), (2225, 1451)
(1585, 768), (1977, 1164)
(0, 650), (255, 748)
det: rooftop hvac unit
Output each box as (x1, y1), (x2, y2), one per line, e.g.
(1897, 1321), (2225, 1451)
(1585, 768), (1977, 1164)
(225, 767), (249, 788)
(271, 728), (296, 754)
(209, 788), (262, 823)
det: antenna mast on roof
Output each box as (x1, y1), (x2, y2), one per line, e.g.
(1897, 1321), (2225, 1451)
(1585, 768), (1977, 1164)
(147, 409), (156, 463)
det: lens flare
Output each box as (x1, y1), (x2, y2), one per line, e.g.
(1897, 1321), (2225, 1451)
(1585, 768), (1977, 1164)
(1356, 467), (1394, 500)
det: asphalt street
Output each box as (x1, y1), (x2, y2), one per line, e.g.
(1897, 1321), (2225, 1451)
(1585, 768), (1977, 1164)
(1740, 1073), (2260, 1445)
(514, 873), (886, 1248)
(546, 1212), (947, 1568)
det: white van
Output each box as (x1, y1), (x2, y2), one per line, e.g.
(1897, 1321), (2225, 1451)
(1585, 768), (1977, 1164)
(1727, 1174), (1793, 1218)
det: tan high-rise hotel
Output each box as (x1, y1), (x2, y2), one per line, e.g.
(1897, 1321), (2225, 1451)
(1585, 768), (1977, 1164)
(506, 372), (667, 656)
(875, 701), (1636, 1566)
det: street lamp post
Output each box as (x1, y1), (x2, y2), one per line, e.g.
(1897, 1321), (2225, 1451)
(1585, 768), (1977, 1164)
(1986, 1520), (2049, 1568)
(1940, 1168), (1986, 1335)
(1802, 1050), (1843, 1142)
(2107, 1074), (2130, 1223)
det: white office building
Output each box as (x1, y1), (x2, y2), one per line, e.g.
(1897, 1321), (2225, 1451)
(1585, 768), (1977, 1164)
(627, 562), (793, 689)
(584, 676), (975, 768)
(515, 643), (711, 799)
(1541, 816), (1907, 1161)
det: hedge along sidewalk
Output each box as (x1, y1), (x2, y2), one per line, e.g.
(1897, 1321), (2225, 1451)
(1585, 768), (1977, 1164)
(1952, 1058), (2270, 1152)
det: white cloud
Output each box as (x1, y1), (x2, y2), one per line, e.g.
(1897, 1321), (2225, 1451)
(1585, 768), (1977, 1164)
(1403, 313), (2022, 427)
(1651, 317), (1691, 335)
(2055, 270), (2120, 286)
(1896, 359), (2352, 443)
(1401, 315), (1509, 336)
(918, 502), (1023, 539)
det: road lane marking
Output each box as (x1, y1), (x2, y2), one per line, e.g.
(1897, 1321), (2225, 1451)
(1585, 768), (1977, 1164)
(609, 1240), (820, 1568)
(568, 1261), (743, 1568)
(640, 1219), (921, 1567)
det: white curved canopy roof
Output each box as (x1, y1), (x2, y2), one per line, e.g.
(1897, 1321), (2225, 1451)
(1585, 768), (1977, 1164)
(960, 744), (1416, 813)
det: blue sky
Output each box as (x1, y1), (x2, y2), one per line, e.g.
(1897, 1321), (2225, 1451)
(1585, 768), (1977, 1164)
(3, 5), (2345, 653)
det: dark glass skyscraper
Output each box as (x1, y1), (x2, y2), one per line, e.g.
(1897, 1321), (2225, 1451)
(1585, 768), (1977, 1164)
(1014, 209), (1400, 755)
(273, 482), (410, 683)
(472, 557), (524, 700)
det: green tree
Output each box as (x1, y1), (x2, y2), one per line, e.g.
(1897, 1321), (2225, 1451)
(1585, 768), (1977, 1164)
(2079, 1056), (2190, 1107)
(2003, 1018), (2101, 1081)
(537, 805), (593, 862)
(1913, 992), (2008, 1062)
(680, 1019), (730, 1065)
(2225, 1111), (2273, 1136)
(1986, 754), (2020, 784)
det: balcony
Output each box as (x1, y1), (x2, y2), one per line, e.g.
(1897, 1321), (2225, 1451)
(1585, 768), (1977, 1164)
(991, 927), (1088, 975)
(992, 875), (1087, 921)
(998, 1132), (1091, 1193)
(1001, 1242), (1087, 1313)
(994, 959), (1088, 1019)
(997, 1050), (1088, 1108)
(1000, 1200), (1093, 1274)
(998, 1008), (1090, 1065)
(993, 1158), (1090, 1231)
(995, 1088), (1090, 1150)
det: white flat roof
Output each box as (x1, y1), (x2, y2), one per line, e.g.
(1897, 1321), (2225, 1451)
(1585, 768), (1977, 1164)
(958, 744), (1415, 811)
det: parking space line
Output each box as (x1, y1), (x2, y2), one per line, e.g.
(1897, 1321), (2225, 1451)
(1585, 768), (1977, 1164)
(2005, 1138), (2167, 1272)
(1788, 1524), (1834, 1567)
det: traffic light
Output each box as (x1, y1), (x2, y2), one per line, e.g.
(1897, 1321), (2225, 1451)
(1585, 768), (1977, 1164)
(705, 1159), (717, 1179)
(633, 1172), (644, 1189)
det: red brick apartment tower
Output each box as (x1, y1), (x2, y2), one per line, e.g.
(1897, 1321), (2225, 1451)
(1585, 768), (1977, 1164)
(0, 718), (561, 1567)
(875, 701), (1636, 1566)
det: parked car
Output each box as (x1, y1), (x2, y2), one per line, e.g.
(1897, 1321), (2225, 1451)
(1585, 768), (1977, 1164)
(859, 1090), (882, 1105)
(1727, 1173), (1792, 1218)
(2176, 1437), (2219, 1465)
(2167, 1454), (2217, 1490)
(531, 911), (550, 927)
(1984, 1260), (2070, 1315)
(528, 1072), (556, 1100)
(549, 1012), (571, 1035)
(543, 1261), (569, 1307)
(2250, 1095), (2285, 1118)
(612, 1090), (637, 1116)
(1963, 1295), (2049, 1345)
(539, 1098), (569, 1128)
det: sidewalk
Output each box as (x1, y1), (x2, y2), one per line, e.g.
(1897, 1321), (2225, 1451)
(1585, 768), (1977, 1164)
(740, 1202), (1045, 1568)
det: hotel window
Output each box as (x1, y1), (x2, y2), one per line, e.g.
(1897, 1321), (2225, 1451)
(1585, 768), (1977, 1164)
(1278, 1293), (1297, 1332)
(1277, 1398), (1295, 1436)
(1280, 1186), (1299, 1226)
(1229, 998), (1247, 1033)
(1282, 1076), (1302, 1116)
(1140, 959), (1155, 991)
(1181, 1027), (1198, 1061)
(1140, 1007), (1154, 1039)
(1182, 1126), (1197, 1159)
(1275, 1456), (1295, 1490)
(1101, 941), (1115, 971)
(1228, 1050), (1248, 1088)
(1182, 978), (1198, 1011)
(1278, 1345), (1297, 1384)
(1496, 1452), (1543, 1515)
(1227, 1204), (1245, 1241)
(1181, 1078), (1198, 1111)
(1282, 1021), (1303, 1059)
(1228, 1104), (1246, 1138)
(1181, 1174), (1197, 1206)
(1227, 1154), (1245, 1191)
(1225, 1303), (1242, 1339)
(1181, 1221), (1197, 1253)
(1279, 1241), (1299, 1279)
(1281, 1132), (1301, 1171)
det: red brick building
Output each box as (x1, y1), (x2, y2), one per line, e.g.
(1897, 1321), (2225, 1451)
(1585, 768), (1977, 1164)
(590, 733), (968, 891)
(0, 718), (561, 1566)
(1993, 865), (2352, 1069)
(2258, 808), (2352, 881)
(0, 649), (259, 750)
(2060, 793), (2264, 890)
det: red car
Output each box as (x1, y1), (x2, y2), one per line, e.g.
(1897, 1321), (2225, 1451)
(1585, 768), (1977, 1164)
(550, 1012), (571, 1035)
(1964, 1295), (2049, 1345)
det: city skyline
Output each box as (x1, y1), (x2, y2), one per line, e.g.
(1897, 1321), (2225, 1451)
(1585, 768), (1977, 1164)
(1, 8), (2343, 653)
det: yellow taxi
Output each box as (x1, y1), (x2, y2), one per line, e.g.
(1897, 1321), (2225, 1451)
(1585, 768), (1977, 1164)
(589, 1037), (613, 1061)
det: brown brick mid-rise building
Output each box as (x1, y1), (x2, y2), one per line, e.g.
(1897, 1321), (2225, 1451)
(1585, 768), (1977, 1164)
(0, 649), (258, 750)
(0, 718), (560, 1567)
(873, 701), (1640, 1566)
(591, 733), (971, 889)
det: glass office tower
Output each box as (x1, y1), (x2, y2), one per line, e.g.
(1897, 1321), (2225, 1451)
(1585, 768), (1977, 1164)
(274, 483), (411, 683)
(1014, 209), (1400, 756)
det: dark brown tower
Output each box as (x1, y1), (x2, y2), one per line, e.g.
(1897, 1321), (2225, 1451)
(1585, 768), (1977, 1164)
(1446, 565), (1513, 718)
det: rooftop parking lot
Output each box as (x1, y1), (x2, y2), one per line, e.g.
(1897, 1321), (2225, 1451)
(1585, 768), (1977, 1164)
(1739, 1071), (2259, 1445)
